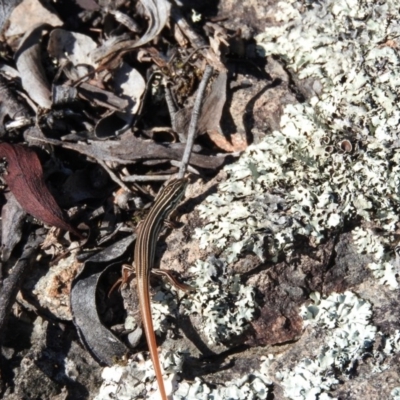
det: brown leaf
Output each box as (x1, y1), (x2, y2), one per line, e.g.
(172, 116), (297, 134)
(174, 72), (247, 151)
(0, 143), (82, 238)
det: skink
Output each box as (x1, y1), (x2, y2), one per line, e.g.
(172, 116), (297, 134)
(134, 177), (189, 400)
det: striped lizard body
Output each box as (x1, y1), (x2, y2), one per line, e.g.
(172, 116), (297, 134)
(134, 177), (189, 400)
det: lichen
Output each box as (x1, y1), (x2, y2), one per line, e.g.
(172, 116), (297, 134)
(193, 0), (400, 295)
(271, 291), (377, 399)
(174, 374), (272, 400)
(94, 351), (183, 400)
(352, 227), (399, 289)
(183, 258), (257, 344)
(97, 0), (400, 397)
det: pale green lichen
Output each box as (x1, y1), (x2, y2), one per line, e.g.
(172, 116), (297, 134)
(352, 227), (399, 289)
(174, 374), (272, 400)
(95, 349), (272, 400)
(150, 289), (179, 334)
(94, 351), (183, 400)
(382, 330), (400, 355)
(367, 261), (398, 289)
(257, 293), (400, 400)
(194, 0), (400, 294)
(183, 259), (257, 344)
(271, 291), (377, 399)
(392, 387), (400, 400)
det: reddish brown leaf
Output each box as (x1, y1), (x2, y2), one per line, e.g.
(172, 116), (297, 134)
(0, 143), (82, 238)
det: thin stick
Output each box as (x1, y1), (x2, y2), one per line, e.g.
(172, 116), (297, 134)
(170, 160), (200, 175)
(98, 160), (132, 192)
(178, 65), (213, 179)
(123, 174), (170, 182)
(164, 83), (178, 131)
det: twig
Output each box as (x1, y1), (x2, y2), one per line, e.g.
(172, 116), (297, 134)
(98, 160), (132, 192)
(178, 65), (213, 179)
(170, 160), (200, 175)
(123, 174), (171, 182)
(164, 83), (178, 131)
(171, 6), (207, 49)
(181, 46), (210, 68)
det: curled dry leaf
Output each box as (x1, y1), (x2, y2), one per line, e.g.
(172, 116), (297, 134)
(78, 82), (129, 111)
(71, 235), (134, 365)
(0, 143), (82, 237)
(94, 63), (146, 137)
(174, 72), (223, 140)
(113, 63), (146, 121)
(15, 23), (52, 109)
(92, 0), (171, 64)
(108, 10), (140, 33)
(175, 72), (246, 151)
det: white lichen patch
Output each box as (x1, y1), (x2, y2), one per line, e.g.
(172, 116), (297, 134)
(174, 374), (272, 400)
(194, 0), (400, 286)
(382, 330), (400, 356)
(392, 387), (400, 400)
(367, 261), (398, 289)
(352, 227), (399, 289)
(183, 258), (257, 344)
(95, 348), (272, 400)
(94, 351), (183, 400)
(143, 258), (257, 345)
(377, 330), (400, 398)
(150, 289), (179, 334)
(266, 291), (377, 399)
(352, 227), (386, 262)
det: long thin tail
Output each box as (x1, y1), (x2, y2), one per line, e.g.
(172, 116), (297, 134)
(138, 278), (168, 400)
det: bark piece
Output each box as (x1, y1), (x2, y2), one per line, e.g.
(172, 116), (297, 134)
(28, 131), (228, 169)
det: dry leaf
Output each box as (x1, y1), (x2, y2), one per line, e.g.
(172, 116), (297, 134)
(15, 23), (52, 109)
(92, 0), (171, 64)
(0, 143), (82, 237)
(5, 0), (62, 37)
(47, 28), (98, 76)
